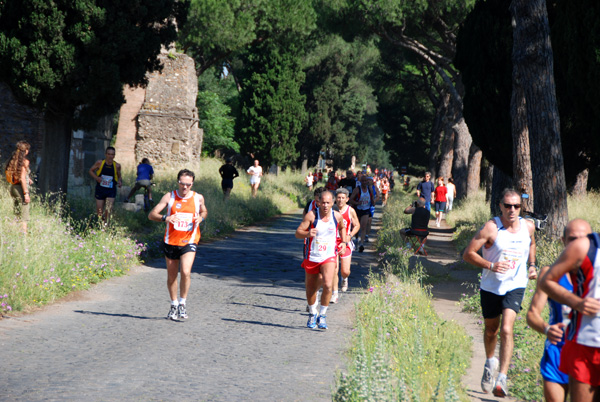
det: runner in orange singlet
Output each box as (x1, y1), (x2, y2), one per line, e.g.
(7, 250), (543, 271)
(149, 169), (207, 321)
(380, 177), (390, 207)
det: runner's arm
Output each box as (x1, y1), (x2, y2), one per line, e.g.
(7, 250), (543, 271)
(194, 194), (208, 224)
(463, 220), (498, 270)
(116, 162), (122, 187)
(88, 160), (102, 183)
(526, 266), (563, 344)
(349, 208), (360, 238)
(526, 220), (537, 278)
(295, 211), (316, 239)
(148, 192), (172, 222)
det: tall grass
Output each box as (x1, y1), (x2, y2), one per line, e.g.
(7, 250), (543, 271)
(456, 189), (600, 401)
(333, 190), (471, 401)
(1, 158), (308, 315)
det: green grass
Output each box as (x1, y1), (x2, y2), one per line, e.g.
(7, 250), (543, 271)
(333, 190), (471, 401)
(1, 157), (308, 315)
(455, 190), (600, 401)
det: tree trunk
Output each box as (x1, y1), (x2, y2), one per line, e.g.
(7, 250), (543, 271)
(511, 0), (568, 238)
(451, 117), (471, 200)
(484, 160), (493, 202)
(491, 165), (513, 217)
(571, 168), (588, 198)
(466, 143), (482, 197)
(301, 158), (308, 174)
(427, 93), (450, 179)
(510, 62), (534, 213)
(438, 122), (454, 179)
(39, 112), (72, 195)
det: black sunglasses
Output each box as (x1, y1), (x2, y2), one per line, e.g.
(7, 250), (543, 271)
(503, 203), (521, 210)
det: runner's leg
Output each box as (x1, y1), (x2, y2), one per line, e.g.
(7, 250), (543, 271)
(166, 257), (180, 302)
(178, 251), (196, 299)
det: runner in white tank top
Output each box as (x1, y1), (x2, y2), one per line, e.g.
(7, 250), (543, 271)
(296, 191), (347, 330)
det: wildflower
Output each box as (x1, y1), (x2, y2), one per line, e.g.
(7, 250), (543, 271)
(369, 287), (374, 293)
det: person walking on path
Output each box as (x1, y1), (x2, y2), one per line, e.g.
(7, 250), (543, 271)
(445, 177), (457, 212)
(416, 171), (435, 212)
(125, 158), (154, 203)
(148, 169), (207, 321)
(88, 146), (122, 224)
(332, 188), (360, 302)
(527, 219), (592, 402)
(219, 157), (239, 200)
(5, 140), (33, 233)
(246, 160), (263, 198)
(433, 176), (447, 228)
(540, 223), (600, 402)
(463, 188), (537, 397)
(295, 191), (347, 330)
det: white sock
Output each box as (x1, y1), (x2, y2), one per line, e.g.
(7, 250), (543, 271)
(309, 303), (318, 315)
(333, 290), (338, 296)
(320, 305), (328, 316)
(497, 372), (507, 381)
(179, 297), (186, 305)
(171, 300), (179, 307)
(486, 357), (497, 366)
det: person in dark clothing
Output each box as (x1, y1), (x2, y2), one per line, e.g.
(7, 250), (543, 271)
(219, 158), (239, 199)
(400, 196), (430, 243)
(338, 170), (356, 194)
(416, 171), (435, 212)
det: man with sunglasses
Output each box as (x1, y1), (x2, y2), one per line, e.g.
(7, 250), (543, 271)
(149, 169), (207, 321)
(463, 188), (537, 397)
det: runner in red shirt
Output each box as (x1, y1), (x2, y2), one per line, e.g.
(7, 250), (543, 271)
(433, 177), (447, 227)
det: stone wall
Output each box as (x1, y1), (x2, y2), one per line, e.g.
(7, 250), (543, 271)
(134, 52), (202, 167)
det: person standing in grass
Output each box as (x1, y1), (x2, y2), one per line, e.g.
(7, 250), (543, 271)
(296, 190), (347, 330)
(246, 159), (262, 198)
(218, 157), (239, 200)
(463, 188), (537, 397)
(148, 169), (207, 321)
(527, 219), (592, 402)
(89, 146), (122, 224)
(5, 140), (33, 233)
(541, 222), (600, 402)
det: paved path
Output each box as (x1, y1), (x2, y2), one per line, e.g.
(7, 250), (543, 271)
(0, 208), (380, 402)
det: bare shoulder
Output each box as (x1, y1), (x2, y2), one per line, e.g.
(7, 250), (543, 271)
(476, 219), (499, 240)
(523, 218), (536, 235)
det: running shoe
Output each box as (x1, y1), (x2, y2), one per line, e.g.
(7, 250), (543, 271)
(481, 358), (499, 393)
(341, 278), (348, 292)
(167, 305), (178, 321)
(307, 313), (317, 329)
(331, 293), (339, 304)
(178, 304), (188, 320)
(493, 376), (508, 397)
(359, 243), (364, 253)
(317, 315), (328, 330)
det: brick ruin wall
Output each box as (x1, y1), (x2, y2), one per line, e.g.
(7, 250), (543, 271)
(133, 52), (202, 167)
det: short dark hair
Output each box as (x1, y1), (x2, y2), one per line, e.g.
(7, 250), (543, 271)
(177, 169), (195, 182)
(500, 188), (519, 201)
(106, 146), (116, 153)
(313, 187), (325, 197)
(141, 158), (150, 164)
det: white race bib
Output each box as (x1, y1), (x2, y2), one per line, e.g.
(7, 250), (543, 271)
(100, 175), (113, 188)
(173, 212), (194, 231)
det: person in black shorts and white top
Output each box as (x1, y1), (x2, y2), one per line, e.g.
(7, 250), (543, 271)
(463, 188), (537, 397)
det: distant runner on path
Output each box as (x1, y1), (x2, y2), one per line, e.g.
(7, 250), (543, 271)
(295, 191), (347, 330)
(148, 169), (207, 321)
(89, 146), (122, 224)
(219, 157), (239, 200)
(246, 159), (263, 198)
(463, 188), (537, 398)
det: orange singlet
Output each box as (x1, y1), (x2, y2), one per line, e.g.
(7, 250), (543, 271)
(164, 190), (202, 246)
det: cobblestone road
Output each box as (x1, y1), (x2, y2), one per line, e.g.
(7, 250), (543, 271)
(0, 208), (380, 402)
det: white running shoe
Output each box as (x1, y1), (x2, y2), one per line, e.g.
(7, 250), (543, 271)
(493, 375), (508, 397)
(481, 358), (499, 393)
(331, 293), (339, 304)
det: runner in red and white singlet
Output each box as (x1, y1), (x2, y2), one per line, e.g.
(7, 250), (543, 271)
(149, 169), (207, 322)
(541, 222), (600, 401)
(332, 188), (360, 302)
(296, 191), (347, 330)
